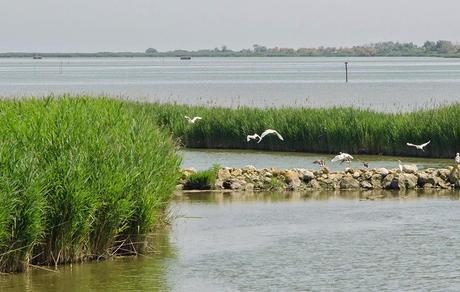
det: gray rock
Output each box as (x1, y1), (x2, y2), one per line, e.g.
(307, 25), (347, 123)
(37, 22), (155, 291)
(360, 181), (374, 189)
(299, 170), (315, 183)
(401, 164), (418, 174)
(417, 173), (429, 187)
(399, 173), (418, 189)
(437, 169), (450, 180)
(340, 176), (360, 189)
(306, 179), (321, 189)
(376, 168), (389, 177)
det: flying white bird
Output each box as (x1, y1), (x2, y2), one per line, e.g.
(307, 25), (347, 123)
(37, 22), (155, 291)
(257, 129), (284, 143)
(455, 153), (460, 164)
(331, 152), (354, 164)
(406, 141), (430, 151)
(185, 115), (202, 124)
(246, 134), (260, 142)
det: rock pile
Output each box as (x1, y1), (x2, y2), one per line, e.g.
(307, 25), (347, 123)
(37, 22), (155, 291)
(179, 165), (460, 191)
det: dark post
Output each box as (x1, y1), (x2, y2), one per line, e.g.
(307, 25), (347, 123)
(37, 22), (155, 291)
(345, 62), (348, 83)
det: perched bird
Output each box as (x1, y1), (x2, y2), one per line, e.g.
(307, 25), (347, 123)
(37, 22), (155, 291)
(257, 129), (284, 143)
(362, 161), (369, 168)
(398, 160), (418, 173)
(313, 159), (325, 167)
(456, 153), (460, 164)
(185, 115), (202, 124)
(331, 152), (354, 164)
(406, 141), (430, 151)
(246, 134), (260, 142)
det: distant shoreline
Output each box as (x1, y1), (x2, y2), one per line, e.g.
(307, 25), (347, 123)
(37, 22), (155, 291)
(2, 40), (460, 58)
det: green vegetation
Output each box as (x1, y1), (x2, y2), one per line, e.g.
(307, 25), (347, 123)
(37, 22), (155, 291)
(2, 40), (460, 58)
(183, 164), (220, 190)
(0, 97), (180, 272)
(142, 103), (460, 158)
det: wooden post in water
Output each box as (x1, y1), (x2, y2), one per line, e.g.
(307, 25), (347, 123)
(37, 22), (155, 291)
(344, 62), (349, 83)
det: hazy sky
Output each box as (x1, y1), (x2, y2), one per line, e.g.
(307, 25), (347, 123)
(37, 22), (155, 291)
(2, 0), (460, 52)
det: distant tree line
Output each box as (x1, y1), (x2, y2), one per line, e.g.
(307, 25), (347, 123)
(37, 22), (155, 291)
(2, 41), (460, 58)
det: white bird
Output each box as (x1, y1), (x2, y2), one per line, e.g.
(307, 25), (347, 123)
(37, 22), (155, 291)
(455, 153), (460, 164)
(331, 152), (354, 164)
(406, 141), (430, 151)
(246, 133), (260, 142)
(257, 129), (284, 143)
(184, 115), (202, 124)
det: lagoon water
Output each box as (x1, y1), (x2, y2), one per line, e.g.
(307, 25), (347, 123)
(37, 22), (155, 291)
(180, 148), (451, 171)
(1, 57), (460, 111)
(3, 191), (460, 292)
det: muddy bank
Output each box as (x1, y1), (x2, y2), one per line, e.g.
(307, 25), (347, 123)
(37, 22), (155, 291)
(179, 165), (460, 191)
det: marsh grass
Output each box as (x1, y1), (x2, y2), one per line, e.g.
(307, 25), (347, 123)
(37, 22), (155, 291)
(141, 103), (460, 158)
(183, 164), (220, 190)
(0, 97), (181, 272)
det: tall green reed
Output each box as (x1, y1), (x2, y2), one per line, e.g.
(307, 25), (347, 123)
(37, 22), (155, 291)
(142, 103), (460, 158)
(0, 97), (181, 272)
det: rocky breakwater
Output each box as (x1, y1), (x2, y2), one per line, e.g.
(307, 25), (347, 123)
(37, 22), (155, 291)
(180, 165), (460, 191)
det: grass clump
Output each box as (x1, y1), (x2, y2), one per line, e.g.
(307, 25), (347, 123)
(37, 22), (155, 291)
(183, 164), (220, 190)
(0, 97), (181, 272)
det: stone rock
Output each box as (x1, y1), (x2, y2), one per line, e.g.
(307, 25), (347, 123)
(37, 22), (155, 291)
(438, 180), (451, 189)
(299, 170), (315, 183)
(448, 168), (460, 188)
(437, 169), (450, 180)
(222, 179), (243, 190)
(218, 168), (232, 180)
(399, 173), (418, 189)
(423, 183), (434, 189)
(417, 172), (429, 187)
(306, 179), (321, 189)
(352, 171), (361, 179)
(285, 171), (301, 189)
(363, 171), (373, 180)
(376, 168), (389, 177)
(222, 180), (232, 189)
(401, 164), (418, 174)
(231, 181), (242, 190)
(339, 176), (360, 189)
(382, 174), (394, 188)
(230, 168), (242, 176)
(245, 183), (254, 191)
(360, 181), (374, 189)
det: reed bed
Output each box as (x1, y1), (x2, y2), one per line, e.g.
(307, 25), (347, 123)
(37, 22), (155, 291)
(140, 103), (460, 158)
(0, 97), (181, 272)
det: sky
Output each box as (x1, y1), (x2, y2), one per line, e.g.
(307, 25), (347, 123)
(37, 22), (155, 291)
(1, 0), (460, 52)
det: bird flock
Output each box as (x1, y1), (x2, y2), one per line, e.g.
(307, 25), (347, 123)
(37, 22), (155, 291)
(184, 115), (458, 169)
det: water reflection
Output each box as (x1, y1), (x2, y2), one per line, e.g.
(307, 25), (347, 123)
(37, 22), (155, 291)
(180, 148), (453, 171)
(175, 189), (460, 204)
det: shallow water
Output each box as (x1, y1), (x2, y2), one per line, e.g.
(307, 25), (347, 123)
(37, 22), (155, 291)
(180, 148), (452, 171)
(1, 57), (460, 111)
(3, 191), (460, 291)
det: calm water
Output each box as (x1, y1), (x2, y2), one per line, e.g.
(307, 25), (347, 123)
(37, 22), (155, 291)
(180, 148), (452, 171)
(1, 57), (460, 111)
(3, 191), (460, 292)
